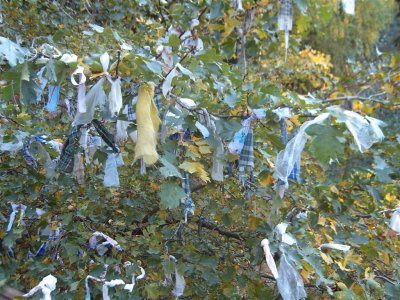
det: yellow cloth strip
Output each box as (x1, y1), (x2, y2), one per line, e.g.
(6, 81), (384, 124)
(134, 82), (161, 165)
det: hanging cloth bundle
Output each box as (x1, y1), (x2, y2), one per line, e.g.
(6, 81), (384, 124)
(71, 66), (87, 113)
(228, 109), (266, 187)
(278, 0), (293, 60)
(134, 82), (161, 165)
(115, 106), (130, 144)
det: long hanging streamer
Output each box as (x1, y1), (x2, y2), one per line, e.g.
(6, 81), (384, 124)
(134, 82), (161, 165)
(169, 256), (186, 298)
(276, 253), (307, 300)
(73, 153), (85, 185)
(22, 274), (57, 300)
(278, 0), (293, 60)
(71, 66), (87, 113)
(183, 172), (194, 223)
(6, 203), (19, 232)
(261, 239), (279, 279)
(46, 85), (60, 113)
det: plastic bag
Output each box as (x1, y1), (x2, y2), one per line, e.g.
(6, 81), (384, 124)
(23, 274), (57, 300)
(319, 243), (350, 252)
(275, 113), (330, 185)
(328, 107), (385, 153)
(342, 0), (355, 15)
(277, 253), (307, 300)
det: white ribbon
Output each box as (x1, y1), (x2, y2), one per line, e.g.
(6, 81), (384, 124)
(23, 274), (57, 300)
(89, 231), (122, 251)
(6, 203), (19, 232)
(319, 243), (351, 252)
(71, 66), (87, 113)
(100, 52), (110, 74)
(261, 239), (279, 279)
(169, 255), (186, 298)
(124, 264), (146, 292)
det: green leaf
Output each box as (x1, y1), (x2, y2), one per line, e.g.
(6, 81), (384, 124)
(168, 34), (181, 50)
(159, 156), (182, 178)
(159, 181), (185, 209)
(144, 60), (162, 74)
(224, 89), (239, 108)
(20, 78), (40, 105)
(308, 124), (344, 165)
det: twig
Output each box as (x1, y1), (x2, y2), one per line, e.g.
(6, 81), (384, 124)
(0, 113), (24, 127)
(197, 217), (242, 240)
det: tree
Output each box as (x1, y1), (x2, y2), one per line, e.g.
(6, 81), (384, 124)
(0, 0), (399, 299)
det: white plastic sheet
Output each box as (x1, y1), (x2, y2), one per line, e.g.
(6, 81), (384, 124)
(275, 113), (330, 186)
(328, 107), (385, 153)
(169, 255), (186, 298)
(73, 78), (106, 126)
(277, 253), (307, 300)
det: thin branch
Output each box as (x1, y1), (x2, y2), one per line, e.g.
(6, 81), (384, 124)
(197, 217), (242, 240)
(0, 113), (24, 127)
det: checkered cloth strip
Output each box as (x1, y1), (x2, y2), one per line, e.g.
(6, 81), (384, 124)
(91, 119), (119, 153)
(59, 125), (83, 173)
(21, 140), (37, 170)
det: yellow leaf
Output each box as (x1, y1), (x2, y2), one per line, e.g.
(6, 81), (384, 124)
(337, 282), (348, 290)
(248, 216), (257, 231)
(259, 174), (273, 187)
(318, 215), (326, 226)
(385, 193), (397, 202)
(290, 115), (301, 127)
(382, 252), (390, 265)
(179, 161), (210, 182)
(321, 252), (333, 265)
(198, 145), (212, 154)
(330, 185), (340, 195)
(260, 0), (269, 6)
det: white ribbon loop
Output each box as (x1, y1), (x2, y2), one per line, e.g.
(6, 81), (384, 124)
(71, 66), (87, 113)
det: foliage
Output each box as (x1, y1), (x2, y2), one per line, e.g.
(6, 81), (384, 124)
(0, 0), (399, 299)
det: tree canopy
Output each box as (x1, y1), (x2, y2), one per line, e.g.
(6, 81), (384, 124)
(0, 0), (399, 299)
